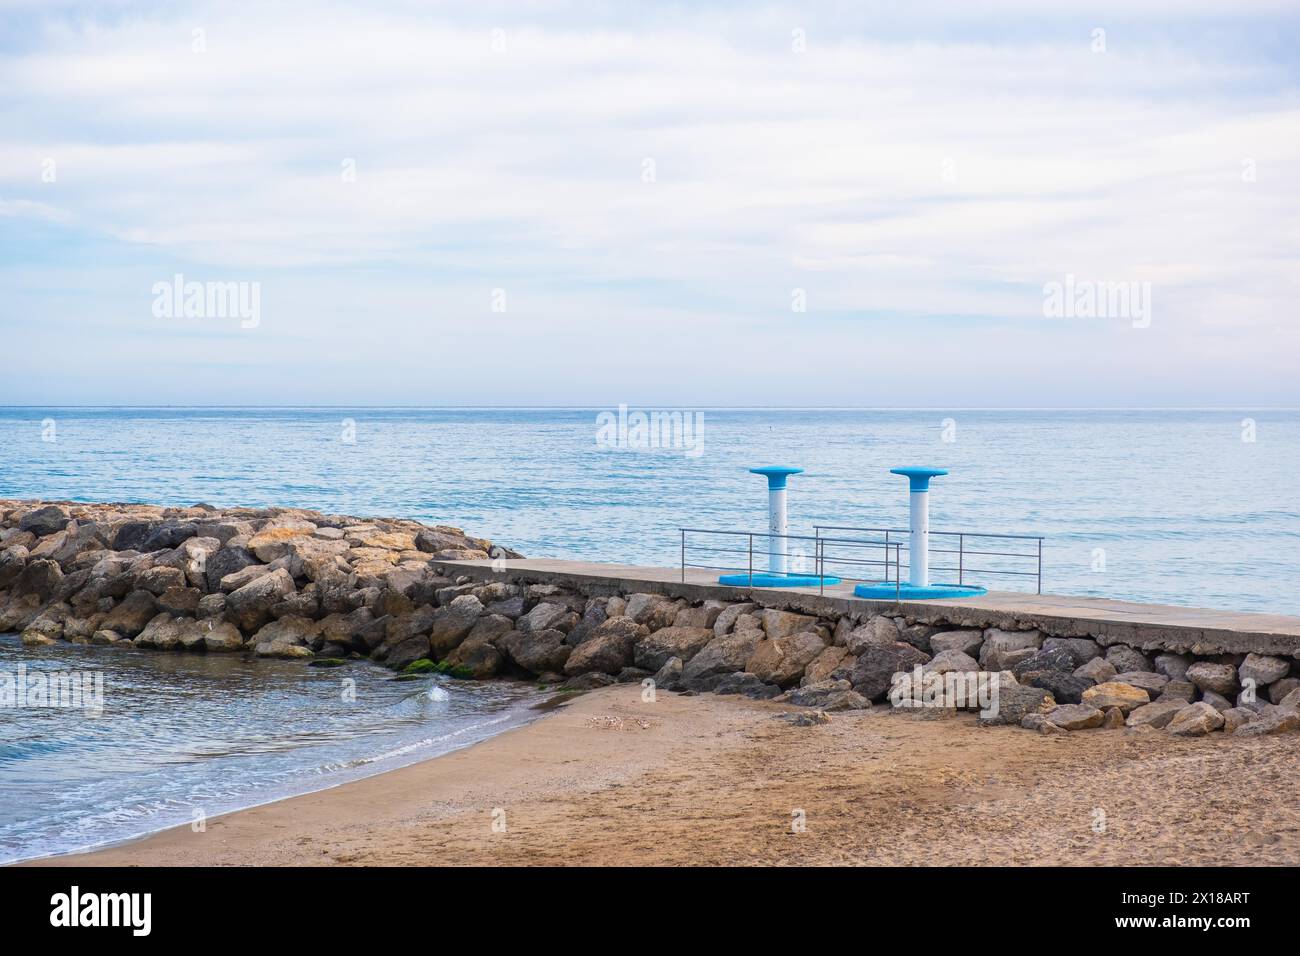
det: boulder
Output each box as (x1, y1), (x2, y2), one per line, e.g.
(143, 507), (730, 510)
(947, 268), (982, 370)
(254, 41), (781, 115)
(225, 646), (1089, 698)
(1081, 681), (1150, 714)
(1011, 647), (1076, 678)
(977, 684), (1055, 726)
(246, 525), (314, 562)
(199, 620), (244, 651)
(1199, 690), (1232, 712)
(14, 559), (63, 602)
(0, 546), (27, 589)
(673, 601), (727, 630)
(844, 616), (901, 654)
(761, 609), (818, 640)
(443, 638), (504, 679)
(924, 649), (981, 675)
(634, 625), (711, 672)
(801, 646), (850, 685)
(1153, 653), (1194, 682)
(428, 595), (484, 656)
(1041, 636), (1103, 665)
(1239, 654), (1290, 687)
(1020, 671), (1094, 705)
(251, 614), (320, 652)
(465, 613), (514, 645)
(219, 563), (274, 592)
(135, 613), (189, 650)
(139, 522), (197, 552)
(1165, 702), (1225, 736)
(779, 679), (870, 711)
(1269, 677), (1300, 705)
(897, 623), (936, 654)
(928, 629), (984, 657)
(563, 627), (639, 676)
(850, 642), (930, 701)
(382, 636), (432, 670)
(1186, 662), (1239, 696)
(680, 629), (764, 691)
(19, 505), (69, 537)
(204, 546), (258, 591)
(134, 565), (186, 596)
(714, 672), (782, 700)
(1046, 703), (1105, 730)
(1113, 671), (1169, 697)
(713, 602), (757, 636)
(1232, 707), (1300, 737)
(745, 631), (827, 688)
(651, 656), (683, 691)
(111, 520), (159, 552)
(100, 589), (159, 639)
(978, 629), (1042, 671)
(1074, 656), (1117, 683)
(517, 601), (570, 634)
(385, 605), (438, 645)
(1101, 706), (1126, 729)
(156, 586), (201, 616)
(499, 629), (571, 675)
(564, 601), (609, 645)
(1104, 645), (1151, 674)
(624, 593), (669, 625)
(1125, 699), (1187, 729)
(225, 568), (295, 633)
(1157, 680), (1196, 703)
(1221, 707), (1257, 735)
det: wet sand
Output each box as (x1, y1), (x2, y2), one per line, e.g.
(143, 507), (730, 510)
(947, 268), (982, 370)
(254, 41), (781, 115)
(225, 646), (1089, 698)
(33, 685), (1300, 866)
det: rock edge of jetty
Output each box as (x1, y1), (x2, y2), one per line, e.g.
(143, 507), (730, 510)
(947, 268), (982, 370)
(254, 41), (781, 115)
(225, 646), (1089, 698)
(2, 499), (1298, 739)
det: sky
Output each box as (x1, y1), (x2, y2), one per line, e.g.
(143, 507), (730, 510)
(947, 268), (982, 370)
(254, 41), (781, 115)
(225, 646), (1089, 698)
(1, 0), (1298, 407)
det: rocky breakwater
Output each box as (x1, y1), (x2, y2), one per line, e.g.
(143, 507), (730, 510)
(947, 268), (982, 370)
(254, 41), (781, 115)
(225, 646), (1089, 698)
(0, 500), (510, 662)
(3, 499), (1297, 739)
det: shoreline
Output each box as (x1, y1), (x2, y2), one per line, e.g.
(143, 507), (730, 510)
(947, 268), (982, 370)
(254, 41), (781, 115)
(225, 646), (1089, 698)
(28, 685), (1300, 867)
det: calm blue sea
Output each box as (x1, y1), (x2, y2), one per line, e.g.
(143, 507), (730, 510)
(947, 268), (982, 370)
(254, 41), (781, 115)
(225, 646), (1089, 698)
(2, 406), (1298, 615)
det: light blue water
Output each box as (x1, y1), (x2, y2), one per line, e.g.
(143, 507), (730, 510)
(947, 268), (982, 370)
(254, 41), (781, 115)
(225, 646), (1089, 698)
(2, 406), (1297, 614)
(0, 635), (542, 864)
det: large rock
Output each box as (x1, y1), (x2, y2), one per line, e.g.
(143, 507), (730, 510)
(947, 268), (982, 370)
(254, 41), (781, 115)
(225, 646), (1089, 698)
(443, 638), (503, 679)
(624, 593), (669, 625)
(1113, 671), (1168, 697)
(924, 649), (981, 674)
(135, 613), (188, 650)
(977, 684), (1055, 726)
(111, 520), (159, 551)
(563, 627), (639, 676)
(844, 616), (901, 654)
(1104, 645), (1151, 674)
(1186, 662), (1239, 696)
(1165, 702), (1225, 736)
(246, 524), (315, 562)
(712, 602), (757, 636)
(850, 642), (930, 701)
(1074, 656), (1117, 683)
(0, 545), (27, 588)
(761, 609), (818, 640)
(428, 595), (484, 656)
(517, 601), (570, 634)
(1046, 703), (1105, 730)
(714, 672), (782, 700)
(1221, 707), (1257, 735)
(1081, 681), (1150, 714)
(1238, 654), (1290, 687)
(1041, 637), (1102, 665)
(219, 563), (274, 592)
(382, 636), (432, 670)
(199, 620), (244, 651)
(19, 505), (69, 537)
(928, 629), (983, 657)
(801, 646), (850, 685)
(651, 656), (683, 691)
(1153, 653), (1194, 681)
(673, 601), (726, 630)
(225, 568), (295, 633)
(1232, 707), (1300, 737)
(499, 629), (571, 675)
(135, 565), (186, 596)
(251, 614), (320, 652)
(1011, 646), (1076, 678)
(680, 629), (764, 691)
(779, 679), (870, 711)
(1270, 677), (1300, 705)
(1021, 671), (1094, 705)
(746, 631), (827, 688)
(978, 629), (1042, 671)
(14, 559), (63, 602)
(1125, 699), (1187, 729)
(633, 625), (710, 671)
(205, 546), (257, 591)
(100, 589), (159, 639)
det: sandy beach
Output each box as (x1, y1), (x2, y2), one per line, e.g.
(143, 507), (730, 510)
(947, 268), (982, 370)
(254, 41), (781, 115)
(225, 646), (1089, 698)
(32, 685), (1299, 867)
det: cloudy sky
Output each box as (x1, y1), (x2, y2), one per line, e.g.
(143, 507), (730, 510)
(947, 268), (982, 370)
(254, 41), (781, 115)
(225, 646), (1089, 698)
(2, 0), (1297, 406)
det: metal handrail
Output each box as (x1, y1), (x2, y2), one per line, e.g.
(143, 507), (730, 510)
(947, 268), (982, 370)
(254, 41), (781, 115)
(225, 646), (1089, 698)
(679, 527), (903, 599)
(814, 524), (1044, 594)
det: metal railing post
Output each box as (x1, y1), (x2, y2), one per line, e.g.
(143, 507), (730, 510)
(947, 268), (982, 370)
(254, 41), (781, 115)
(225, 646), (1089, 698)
(958, 533), (964, 586)
(680, 529), (685, 583)
(1037, 538), (1042, 594)
(748, 533), (753, 586)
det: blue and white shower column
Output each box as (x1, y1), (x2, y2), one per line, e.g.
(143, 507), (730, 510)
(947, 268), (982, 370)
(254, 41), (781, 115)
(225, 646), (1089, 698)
(853, 466), (987, 601)
(717, 466), (840, 588)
